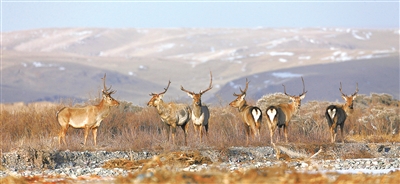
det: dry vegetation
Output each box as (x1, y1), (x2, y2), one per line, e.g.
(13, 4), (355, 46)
(1, 93), (398, 152)
(0, 93), (399, 183)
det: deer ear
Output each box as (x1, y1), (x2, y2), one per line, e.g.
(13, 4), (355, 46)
(159, 94), (164, 99)
(342, 95), (347, 101)
(187, 93), (194, 98)
(352, 95), (357, 100)
(300, 94), (306, 100)
(241, 94), (246, 100)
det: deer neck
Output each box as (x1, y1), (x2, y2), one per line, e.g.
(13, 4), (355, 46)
(97, 99), (110, 110)
(192, 103), (203, 118)
(341, 104), (353, 115)
(237, 100), (249, 112)
(280, 102), (299, 117)
(155, 99), (170, 115)
(96, 99), (112, 117)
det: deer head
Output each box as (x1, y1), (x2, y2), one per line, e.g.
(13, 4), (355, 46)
(282, 77), (307, 109)
(229, 78), (250, 108)
(101, 73), (119, 106)
(181, 71), (213, 106)
(340, 82), (358, 110)
(147, 81), (171, 107)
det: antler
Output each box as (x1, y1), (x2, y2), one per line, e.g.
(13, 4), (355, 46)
(149, 80), (171, 96)
(181, 71), (213, 95)
(180, 85), (194, 95)
(340, 82), (359, 97)
(233, 78), (249, 96)
(283, 77), (307, 97)
(282, 83), (291, 97)
(352, 83), (359, 96)
(102, 73), (116, 95)
(200, 71), (213, 95)
(299, 76), (307, 96)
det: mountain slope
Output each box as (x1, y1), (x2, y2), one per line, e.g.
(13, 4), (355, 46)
(1, 28), (399, 105)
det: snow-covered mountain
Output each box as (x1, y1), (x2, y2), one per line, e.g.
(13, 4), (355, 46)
(1, 28), (399, 105)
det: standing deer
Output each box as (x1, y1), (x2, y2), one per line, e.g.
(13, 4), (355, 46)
(265, 77), (307, 143)
(180, 72), (213, 143)
(147, 81), (191, 146)
(326, 82), (358, 143)
(57, 73), (120, 146)
(229, 78), (263, 145)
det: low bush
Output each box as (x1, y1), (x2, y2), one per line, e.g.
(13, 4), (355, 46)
(0, 93), (398, 152)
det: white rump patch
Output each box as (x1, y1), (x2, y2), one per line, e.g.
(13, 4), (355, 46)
(252, 109), (261, 122)
(267, 109), (277, 123)
(328, 108), (336, 119)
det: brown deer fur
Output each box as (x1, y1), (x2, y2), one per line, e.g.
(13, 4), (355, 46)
(57, 73), (119, 146)
(265, 77), (307, 144)
(181, 72), (213, 143)
(326, 82), (358, 143)
(147, 81), (191, 146)
(229, 79), (262, 145)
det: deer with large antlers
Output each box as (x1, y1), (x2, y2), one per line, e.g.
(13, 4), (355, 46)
(326, 82), (358, 143)
(265, 77), (307, 144)
(57, 73), (120, 146)
(180, 72), (213, 143)
(147, 81), (192, 146)
(229, 78), (263, 145)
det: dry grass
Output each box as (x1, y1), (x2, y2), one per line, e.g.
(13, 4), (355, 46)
(0, 93), (399, 153)
(0, 93), (399, 183)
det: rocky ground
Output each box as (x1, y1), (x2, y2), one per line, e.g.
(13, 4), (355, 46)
(1, 143), (400, 183)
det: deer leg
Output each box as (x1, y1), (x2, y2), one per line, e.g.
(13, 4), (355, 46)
(84, 127), (90, 145)
(340, 123), (345, 143)
(165, 125), (171, 142)
(199, 125), (203, 143)
(333, 125), (338, 143)
(171, 125), (177, 145)
(92, 128), (98, 146)
(245, 125), (250, 145)
(181, 123), (189, 146)
(284, 126), (288, 143)
(205, 124), (209, 142)
(269, 126), (274, 144)
(277, 127), (282, 143)
(330, 126), (335, 143)
(59, 126), (68, 146)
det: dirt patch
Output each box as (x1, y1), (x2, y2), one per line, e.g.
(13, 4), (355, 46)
(102, 151), (212, 170)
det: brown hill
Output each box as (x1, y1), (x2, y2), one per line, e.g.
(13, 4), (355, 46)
(1, 28), (398, 105)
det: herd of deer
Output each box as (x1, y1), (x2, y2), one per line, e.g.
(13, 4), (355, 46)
(56, 73), (358, 147)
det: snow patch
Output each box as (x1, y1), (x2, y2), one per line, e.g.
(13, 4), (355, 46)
(279, 58), (287, 63)
(138, 65), (148, 70)
(265, 38), (288, 49)
(270, 52), (294, 56)
(298, 56), (311, 60)
(157, 43), (175, 52)
(136, 29), (149, 34)
(321, 51), (353, 62)
(70, 30), (92, 36)
(352, 30), (372, 40)
(33, 62), (46, 67)
(272, 72), (302, 78)
(249, 52), (265, 57)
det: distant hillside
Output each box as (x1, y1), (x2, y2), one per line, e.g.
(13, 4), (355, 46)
(1, 28), (398, 105)
(210, 56), (399, 105)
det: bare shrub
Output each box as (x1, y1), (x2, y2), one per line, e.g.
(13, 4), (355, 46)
(1, 93), (399, 152)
